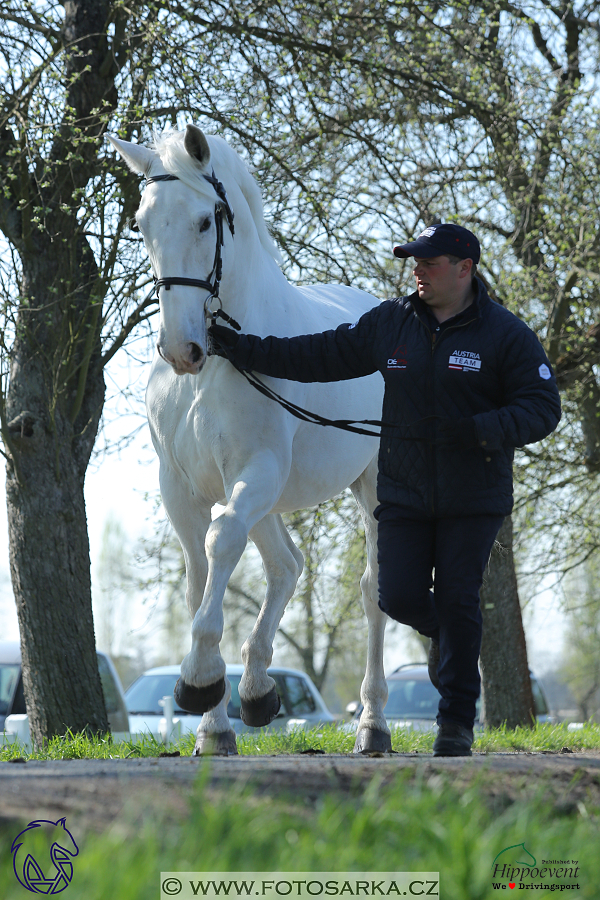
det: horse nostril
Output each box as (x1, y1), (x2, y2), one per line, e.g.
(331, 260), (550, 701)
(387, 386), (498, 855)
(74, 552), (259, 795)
(188, 342), (204, 364)
(157, 342), (176, 365)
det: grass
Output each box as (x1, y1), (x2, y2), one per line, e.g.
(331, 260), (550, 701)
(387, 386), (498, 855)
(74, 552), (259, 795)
(1, 721), (600, 761)
(234, 721), (600, 756)
(0, 729), (168, 761)
(1, 725), (599, 899)
(0, 764), (598, 900)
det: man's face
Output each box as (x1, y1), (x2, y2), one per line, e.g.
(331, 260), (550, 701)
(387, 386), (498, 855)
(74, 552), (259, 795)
(412, 255), (464, 303)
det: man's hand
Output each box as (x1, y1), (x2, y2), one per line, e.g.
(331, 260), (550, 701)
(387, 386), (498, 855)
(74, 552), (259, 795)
(208, 323), (240, 358)
(437, 417), (479, 448)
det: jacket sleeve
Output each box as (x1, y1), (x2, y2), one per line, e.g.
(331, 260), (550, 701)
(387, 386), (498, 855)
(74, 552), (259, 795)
(474, 323), (561, 451)
(229, 304), (382, 382)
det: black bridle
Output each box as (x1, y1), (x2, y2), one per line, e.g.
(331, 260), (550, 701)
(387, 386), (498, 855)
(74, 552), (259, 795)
(144, 170), (436, 440)
(146, 171), (241, 330)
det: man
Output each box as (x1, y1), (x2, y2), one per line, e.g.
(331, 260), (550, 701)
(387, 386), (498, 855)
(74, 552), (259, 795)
(209, 223), (561, 756)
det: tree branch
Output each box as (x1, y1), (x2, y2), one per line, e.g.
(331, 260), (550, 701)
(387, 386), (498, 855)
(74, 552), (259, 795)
(555, 323), (600, 388)
(1, 10), (62, 45)
(100, 288), (158, 369)
(548, 269), (579, 364)
(225, 581), (307, 658)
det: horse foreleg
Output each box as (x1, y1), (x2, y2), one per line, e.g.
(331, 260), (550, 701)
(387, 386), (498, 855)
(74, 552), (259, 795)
(194, 677), (238, 756)
(159, 471), (211, 619)
(238, 514), (304, 726)
(176, 508), (246, 714)
(178, 455), (285, 717)
(350, 461), (391, 753)
(158, 474), (234, 753)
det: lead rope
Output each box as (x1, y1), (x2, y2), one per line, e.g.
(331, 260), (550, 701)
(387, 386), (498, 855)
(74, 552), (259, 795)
(146, 171), (433, 439)
(211, 337), (437, 440)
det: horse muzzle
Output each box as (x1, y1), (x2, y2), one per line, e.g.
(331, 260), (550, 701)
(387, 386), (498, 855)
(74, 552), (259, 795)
(157, 340), (207, 375)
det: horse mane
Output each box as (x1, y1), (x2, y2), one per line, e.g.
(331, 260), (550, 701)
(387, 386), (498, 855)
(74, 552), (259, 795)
(152, 129), (282, 264)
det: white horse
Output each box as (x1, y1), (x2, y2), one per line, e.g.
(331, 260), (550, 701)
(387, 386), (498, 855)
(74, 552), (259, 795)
(109, 124), (391, 755)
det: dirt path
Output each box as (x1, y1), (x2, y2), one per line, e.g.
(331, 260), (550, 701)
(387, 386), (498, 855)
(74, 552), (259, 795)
(1, 751), (600, 829)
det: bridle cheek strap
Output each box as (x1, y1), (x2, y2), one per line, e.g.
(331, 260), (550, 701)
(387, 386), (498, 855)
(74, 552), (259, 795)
(146, 171), (240, 330)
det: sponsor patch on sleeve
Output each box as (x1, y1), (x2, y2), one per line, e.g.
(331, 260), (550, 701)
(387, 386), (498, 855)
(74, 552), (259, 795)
(538, 363), (551, 380)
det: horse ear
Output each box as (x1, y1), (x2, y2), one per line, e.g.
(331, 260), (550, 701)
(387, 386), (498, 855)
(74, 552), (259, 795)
(107, 135), (156, 176)
(184, 124), (211, 168)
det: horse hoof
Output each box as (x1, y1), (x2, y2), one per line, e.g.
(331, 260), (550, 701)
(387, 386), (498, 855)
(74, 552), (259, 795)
(194, 731), (238, 756)
(174, 676), (226, 714)
(353, 728), (392, 753)
(240, 686), (281, 727)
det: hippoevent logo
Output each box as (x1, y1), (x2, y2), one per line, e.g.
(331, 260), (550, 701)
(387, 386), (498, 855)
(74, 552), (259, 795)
(491, 842), (580, 891)
(11, 817), (79, 894)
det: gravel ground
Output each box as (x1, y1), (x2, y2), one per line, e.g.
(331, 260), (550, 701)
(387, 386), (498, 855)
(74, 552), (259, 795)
(1, 751), (599, 829)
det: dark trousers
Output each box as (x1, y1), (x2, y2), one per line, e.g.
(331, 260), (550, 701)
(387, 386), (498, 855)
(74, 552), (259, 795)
(376, 505), (504, 729)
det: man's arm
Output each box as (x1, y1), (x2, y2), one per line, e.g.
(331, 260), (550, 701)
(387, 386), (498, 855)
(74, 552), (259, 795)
(473, 325), (561, 450)
(209, 304), (382, 382)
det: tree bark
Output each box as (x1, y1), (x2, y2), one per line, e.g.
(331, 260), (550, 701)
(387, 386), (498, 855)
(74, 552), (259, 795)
(480, 516), (535, 728)
(0, 0), (122, 746)
(5, 245), (108, 746)
(7, 455), (108, 744)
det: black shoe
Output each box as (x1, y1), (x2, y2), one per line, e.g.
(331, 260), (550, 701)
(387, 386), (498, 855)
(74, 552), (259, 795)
(433, 722), (473, 757)
(428, 638), (440, 689)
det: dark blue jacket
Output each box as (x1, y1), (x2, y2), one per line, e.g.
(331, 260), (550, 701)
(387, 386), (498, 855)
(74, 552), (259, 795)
(229, 278), (561, 517)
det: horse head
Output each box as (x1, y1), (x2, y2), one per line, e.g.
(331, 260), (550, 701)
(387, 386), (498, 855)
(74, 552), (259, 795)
(108, 124), (280, 375)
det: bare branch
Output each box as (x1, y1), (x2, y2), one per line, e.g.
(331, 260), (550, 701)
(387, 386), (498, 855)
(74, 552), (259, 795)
(100, 288), (159, 368)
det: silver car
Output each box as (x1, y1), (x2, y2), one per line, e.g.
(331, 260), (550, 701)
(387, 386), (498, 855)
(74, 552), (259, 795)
(125, 663), (335, 738)
(0, 640), (130, 734)
(347, 664), (553, 733)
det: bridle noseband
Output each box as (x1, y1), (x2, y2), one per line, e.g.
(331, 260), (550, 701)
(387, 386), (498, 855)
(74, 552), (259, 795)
(145, 171), (241, 331)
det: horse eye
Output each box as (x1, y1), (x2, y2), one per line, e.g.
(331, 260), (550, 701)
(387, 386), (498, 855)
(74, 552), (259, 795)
(130, 218), (140, 233)
(199, 216), (211, 233)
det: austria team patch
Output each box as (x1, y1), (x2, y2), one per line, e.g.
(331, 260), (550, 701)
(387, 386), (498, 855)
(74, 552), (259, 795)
(448, 350), (481, 371)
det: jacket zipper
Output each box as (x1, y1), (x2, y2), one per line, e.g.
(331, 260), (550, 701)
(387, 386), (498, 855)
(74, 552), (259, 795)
(416, 319), (436, 516)
(426, 314), (478, 516)
(429, 328), (438, 514)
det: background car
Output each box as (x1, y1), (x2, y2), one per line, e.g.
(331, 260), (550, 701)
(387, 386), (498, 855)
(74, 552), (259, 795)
(125, 663), (335, 738)
(346, 664), (553, 732)
(0, 640), (130, 734)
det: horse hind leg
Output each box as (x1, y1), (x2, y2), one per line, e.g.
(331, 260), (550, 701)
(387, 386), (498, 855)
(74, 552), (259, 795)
(238, 514), (304, 727)
(350, 459), (392, 753)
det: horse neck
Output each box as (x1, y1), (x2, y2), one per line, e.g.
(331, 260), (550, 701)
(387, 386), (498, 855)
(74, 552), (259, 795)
(221, 238), (296, 336)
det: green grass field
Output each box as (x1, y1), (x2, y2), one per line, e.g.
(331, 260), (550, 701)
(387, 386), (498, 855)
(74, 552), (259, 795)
(1, 721), (600, 760)
(1, 724), (598, 900)
(0, 761), (598, 900)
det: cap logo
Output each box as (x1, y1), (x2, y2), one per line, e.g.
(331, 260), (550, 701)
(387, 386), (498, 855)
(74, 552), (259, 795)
(419, 227), (437, 237)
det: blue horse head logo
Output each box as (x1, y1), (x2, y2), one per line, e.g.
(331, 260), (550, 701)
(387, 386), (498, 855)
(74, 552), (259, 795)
(11, 817), (79, 894)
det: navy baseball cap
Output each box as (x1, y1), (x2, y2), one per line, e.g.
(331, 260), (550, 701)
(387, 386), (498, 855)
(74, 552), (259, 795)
(393, 223), (480, 264)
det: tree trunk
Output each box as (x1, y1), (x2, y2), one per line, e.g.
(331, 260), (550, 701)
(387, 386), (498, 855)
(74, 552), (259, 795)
(479, 515), (535, 728)
(0, 0), (122, 747)
(6, 460), (109, 745)
(4, 250), (108, 747)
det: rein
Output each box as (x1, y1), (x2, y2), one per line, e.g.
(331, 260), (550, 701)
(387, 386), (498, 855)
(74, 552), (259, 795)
(215, 340), (437, 441)
(146, 171), (432, 440)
